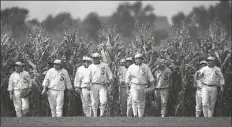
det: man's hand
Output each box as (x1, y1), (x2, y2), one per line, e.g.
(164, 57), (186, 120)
(126, 89), (130, 96)
(9, 93), (13, 100)
(75, 87), (82, 94)
(41, 88), (47, 95)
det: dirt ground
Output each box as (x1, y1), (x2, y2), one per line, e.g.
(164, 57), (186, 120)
(1, 117), (231, 126)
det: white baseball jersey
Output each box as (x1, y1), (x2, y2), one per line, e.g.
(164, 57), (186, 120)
(118, 66), (128, 83)
(199, 66), (225, 86)
(125, 63), (154, 85)
(42, 68), (72, 91)
(155, 67), (172, 88)
(194, 69), (204, 88)
(8, 71), (32, 91)
(88, 62), (113, 84)
(74, 65), (90, 88)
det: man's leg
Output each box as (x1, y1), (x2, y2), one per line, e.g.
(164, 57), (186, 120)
(202, 86), (209, 117)
(130, 84), (139, 117)
(81, 88), (91, 117)
(195, 89), (202, 117)
(56, 90), (64, 117)
(99, 85), (108, 117)
(48, 90), (57, 117)
(154, 89), (161, 116)
(119, 86), (127, 116)
(137, 85), (146, 117)
(13, 90), (22, 117)
(160, 88), (169, 117)
(208, 87), (218, 117)
(90, 85), (99, 117)
(21, 97), (29, 116)
(127, 92), (133, 117)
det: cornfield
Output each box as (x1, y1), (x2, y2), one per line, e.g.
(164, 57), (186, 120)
(1, 22), (231, 117)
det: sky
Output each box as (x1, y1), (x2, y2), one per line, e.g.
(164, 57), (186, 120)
(1, 1), (220, 24)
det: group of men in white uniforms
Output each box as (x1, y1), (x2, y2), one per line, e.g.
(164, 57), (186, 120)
(8, 51), (225, 117)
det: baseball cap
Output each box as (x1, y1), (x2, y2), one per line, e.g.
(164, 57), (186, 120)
(134, 53), (143, 59)
(15, 62), (23, 66)
(53, 59), (62, 64)
(207, 56), (215, 61)
(92, 53), (101, 58)
(126, 57), (133, 61)
(200, 60), (207, 65)
(82, 56), (92, 62)
(120, 58), (126, 63)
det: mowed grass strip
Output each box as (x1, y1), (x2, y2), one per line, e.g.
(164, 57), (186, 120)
(1, 117), (231, 126)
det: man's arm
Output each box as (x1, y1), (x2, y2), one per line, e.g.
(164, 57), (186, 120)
(125, 67), (131, 94)
(8, 74), (14, 100)
(217, 68), (225, 91)
(41, 70), (50, 95)
(74, 68), (81, 88)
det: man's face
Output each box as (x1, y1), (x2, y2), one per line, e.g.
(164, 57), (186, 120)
(207, 60), (214, 67)
(84, 61), (92, 68)
(54, 64), (61, 70)
(135, 58), (142, 65)
(62, 56), (67, 62)
(120, 62), (125, 66)
(93, 57), (101, 64)
(125, 61), (132, 68)
(15, 65), (22, 72)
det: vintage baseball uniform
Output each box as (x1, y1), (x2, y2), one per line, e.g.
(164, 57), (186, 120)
(42, 68), (72, 117)
(8, 70), (32, 117)
(89, 62), (113, 117)
(74, 65), (92, 117)
(199, 65), (225, 117)
(194, 69), (204, 117)
(125, 63), (154, 117)
(154, 67), (172, 117)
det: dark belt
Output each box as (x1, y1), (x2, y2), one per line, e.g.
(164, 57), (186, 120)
(203, 83), (217, 87)
(131, 83), (148, 85)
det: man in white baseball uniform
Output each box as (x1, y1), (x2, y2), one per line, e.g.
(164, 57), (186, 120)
(118, 57), (133, 116)
(8, 62), (32, 117)
(125, 53), (155, 117)
(154, 59), (172, 117)
(42, 59), (73, 117)
(88, 53), (113, 117)
(193, 60), (207, 117)
(74, 56), (93, 117)
(125, 57), (133, 117)
(198, 56), (225, 117)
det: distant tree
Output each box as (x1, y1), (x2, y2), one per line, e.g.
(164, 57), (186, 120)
(110, 1), (156, 37)
(81, 12), (102, 40)
(1, 7), (29, 38)
(172, 12), (185, 26)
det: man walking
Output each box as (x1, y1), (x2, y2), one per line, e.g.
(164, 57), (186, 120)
(88, 53), (113, 117)
(125, 57), (133, 117)
(42, 59), (73, 117)
(8, 62), (32, 117)
(125, 53), (155, 117)
(193, 60), (207, 117)
(154, 59), (172, 117)
(198, 56), (225, 117)
(118, 57), (133, 116)
(74, 56), (93, 117)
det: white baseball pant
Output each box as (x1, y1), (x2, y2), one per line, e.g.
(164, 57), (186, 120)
(47, 89), (64, 117)
(119, 86), (127, 116)
(202, 85), (218, 117)
(195, 89), (202, 117)
(13, 90), (29, 117)
(81, 88), (92, 117)
(155, 88), (169, 117)
(91, 84), (107, 117)
(127, 91), (133, 117)
(130, 84), (146, 117)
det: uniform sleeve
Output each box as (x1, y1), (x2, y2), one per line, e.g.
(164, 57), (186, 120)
(74, 68), (81, 88)
(8, 74), (14, 91)
(88, 65), (92, 83)
(106, 64), (113, 81)
(147, 66), (155, 82)
(64, 70), (73, 90)
(42, 70), (50, 87)
(125, 67), (131, 84)
(217, 68), (225, 86)
(193, 72), (198, 87)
